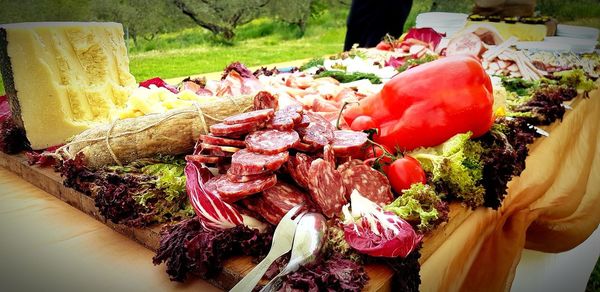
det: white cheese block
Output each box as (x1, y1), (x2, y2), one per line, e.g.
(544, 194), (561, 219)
(0, 22), (137, 149)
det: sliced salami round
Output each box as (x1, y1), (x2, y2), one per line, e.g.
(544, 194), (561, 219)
(245, 130), (300, 154)
(200, 134), (246, 148)
(268, 110), (297, 131)
(185, 154), (228, 164)
(242, 196), (282, 225)
(226, 171), (272, 183)
(209, 121), (261, 137)
(302, 121), (334, 148)
(341, 164), (394, 205)
(261, 181), (308, 224)
(216, 174), (277, 202)
(337, 159), (364, 174)
(323, 144), (336, 166)
(331, 130), (368, 157)
(254, 91), (278, 110)
(229, 149), (289, 175)
(200, 143), (241, 153)
(286, 153), (314, 189)
(223, 109), (274, 125)
(295, 114), (311, 129)
(204, 175), (227, 197)
(307, 158), (347, 218)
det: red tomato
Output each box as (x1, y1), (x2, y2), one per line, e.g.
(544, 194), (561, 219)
(350, 115), (376, 131)
(376, 41), (392, 51)
(385, 156), (426, 194)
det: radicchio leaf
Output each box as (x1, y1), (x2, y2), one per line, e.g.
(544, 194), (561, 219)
(404, 27), (445, 50)
(184, 160), (244, 230)
(342, 190), (422, 258)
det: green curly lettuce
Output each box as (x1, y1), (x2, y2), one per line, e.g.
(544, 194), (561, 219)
(384, 183), (449, 232)
(409, 132), (486, 208)
(553, 69), (596, 92)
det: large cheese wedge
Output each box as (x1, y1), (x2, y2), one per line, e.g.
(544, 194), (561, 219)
(0, 22), (137, 149)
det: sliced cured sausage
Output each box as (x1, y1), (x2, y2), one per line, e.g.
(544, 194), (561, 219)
(200, 143), (241, 153)
(268, 109), (300, 131)
(209, 121), (262, 137)
(323, 144), (336, 166)
(229, 149), (289, 175)
(307, 158), (347, 218)
(260, 181), (308, 224)
(226, 171), (272, 183)
(253, 91), (278, 110)
(216, 174), (277, 202)
(285, 153), (314, 189)
(331, 130), (368, 157)
(302, 121), (334, 147)
(340, 164), (394, 205)
(337, 159), (364, 174)
(292, 141), (319, 153)
(223, 109), (274, 125)
(446, 32), (484, 57)
(245, 130), (300, 154)
(199, 134), (246, 148)
(185, 154), (228, 164)
(295, 114), (311, 128)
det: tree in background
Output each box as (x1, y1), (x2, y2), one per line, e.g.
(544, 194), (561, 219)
(172, 0), (271, 40)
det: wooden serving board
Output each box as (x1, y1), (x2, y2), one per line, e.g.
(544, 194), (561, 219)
(1, 151), (424, 291)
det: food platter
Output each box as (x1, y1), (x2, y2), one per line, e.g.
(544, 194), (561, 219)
(0, 19), (599, 292)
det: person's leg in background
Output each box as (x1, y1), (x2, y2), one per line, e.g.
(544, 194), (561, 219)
(344, 0), (413, 51)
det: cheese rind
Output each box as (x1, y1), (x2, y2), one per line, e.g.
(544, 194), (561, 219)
(0, 22), (137, 149)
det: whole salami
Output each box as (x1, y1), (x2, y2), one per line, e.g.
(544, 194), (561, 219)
(245, 130), (300, 154)
(307, 158), (347, 218)
(340, 164), (394, 205)
(229, 149), (289, 175)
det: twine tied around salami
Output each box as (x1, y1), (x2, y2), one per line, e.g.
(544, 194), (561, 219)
(57, 95), (255, 169)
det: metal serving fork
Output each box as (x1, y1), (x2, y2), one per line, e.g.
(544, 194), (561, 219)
(230, 204), (306, 292)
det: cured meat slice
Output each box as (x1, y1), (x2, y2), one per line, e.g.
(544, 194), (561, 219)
(307, 158), (347, 218)
(295, 114), (310, 128)
(204, 175), (227, 197)
(200, 143), (241, 153)
(226, 171), (272, 183)
(209, 121), (262, 137)
(200, 134), (246, 148)
(185, 154), (228, 164)
(216, 174), (277, 202)
(229, 149), (289, 175)
(254, 91), (278, 110)
(286, 153), (314, 189)
(331, 130), (368, 157)
(292, 141), (319, 153)
(242, 196), (281, 225)
(337, 159), (364, 174)
(446, 32), (484, 57)
(245, 130), (300, 154)
(302, 121), (334, 147)
(340, 164), (394, 205)
(260, 181), (308, 225)
(323, 144), (336, 166)
(268, 109), (299, 131)
(223, 108), (274, 125)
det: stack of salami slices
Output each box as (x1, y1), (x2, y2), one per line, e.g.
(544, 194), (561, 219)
(187, 105), (393, 225)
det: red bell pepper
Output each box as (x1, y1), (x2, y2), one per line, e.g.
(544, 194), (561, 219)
(343, 55), (494, 151)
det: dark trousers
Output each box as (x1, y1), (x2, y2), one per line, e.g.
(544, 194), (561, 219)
(344, 0), (414, 51)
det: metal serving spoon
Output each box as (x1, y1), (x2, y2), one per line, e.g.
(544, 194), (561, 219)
(259, 212), (328, 292)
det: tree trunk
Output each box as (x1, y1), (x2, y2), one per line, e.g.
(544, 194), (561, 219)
(172, 0), (230, 37)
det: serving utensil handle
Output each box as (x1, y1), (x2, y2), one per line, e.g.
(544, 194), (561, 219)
(230, 254), (276, 292)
